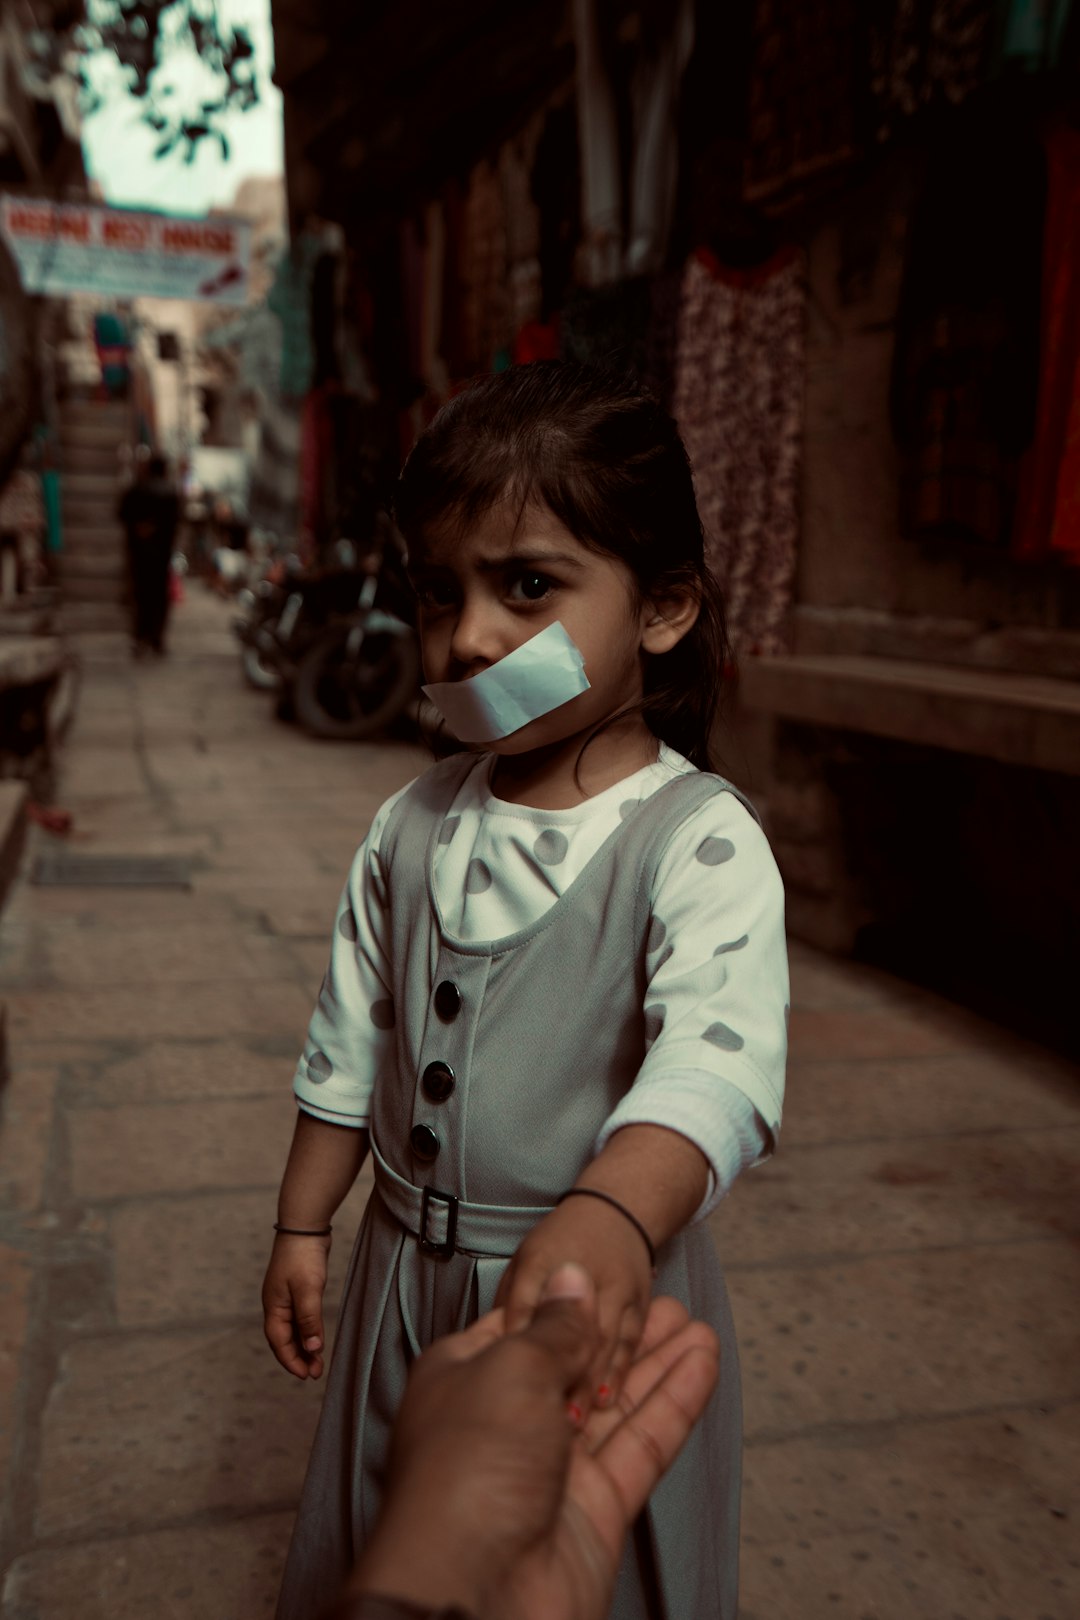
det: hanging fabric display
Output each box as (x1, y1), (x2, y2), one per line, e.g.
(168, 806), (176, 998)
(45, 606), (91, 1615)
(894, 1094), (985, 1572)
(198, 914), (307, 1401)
(991, 0), (1075, 73)
(559, 277), (652, 373)
(665, 247), (805, 657)
(890, 107), (1045, 550)
(870, 0), (998, 138)
(1012, 125), (1080, 565)
(743, 0), (861, 212)
(461, 160), (510, 375)
(626, 0), (696, 275)
(267, 231), (325, 402)
(571, 0), (623, 285)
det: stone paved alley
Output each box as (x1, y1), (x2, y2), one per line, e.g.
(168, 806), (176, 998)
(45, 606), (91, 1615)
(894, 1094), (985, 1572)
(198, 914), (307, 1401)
(0, 590), (1077, 1620)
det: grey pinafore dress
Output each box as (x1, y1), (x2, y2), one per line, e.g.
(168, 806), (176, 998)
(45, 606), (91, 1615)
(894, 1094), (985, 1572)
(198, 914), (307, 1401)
(277, 755), (753, 1620)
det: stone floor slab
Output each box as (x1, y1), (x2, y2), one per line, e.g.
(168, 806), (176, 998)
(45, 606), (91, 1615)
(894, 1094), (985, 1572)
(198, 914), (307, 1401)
(0, 1066), (58, 1213)
(738, 1503), (1077, 1620)
(718, 1125), (1080, 1264)
(252, 891), (343, 939)
(787, 1004), (989, 1062)
(0, 1243), (33, 1491)
(25, 926), (301, 990)
(728, 1239), (1080, 1439)
(741, 1399), (1080, 1548)
(3, 980), (311, 1043)
(34, 1326), (323, 1541)
(66, 1039), (295, 1106)
(68, 1096), (297, 1201)
(111, 1173), (373, 1329)
(780, 1049), (1080, 1147)
(5, 1511), (293, 1618)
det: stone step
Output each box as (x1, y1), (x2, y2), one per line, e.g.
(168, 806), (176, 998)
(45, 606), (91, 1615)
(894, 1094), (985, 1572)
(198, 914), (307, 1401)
(60, 525), (124, 552)
(741, 653), (1080, 779)
(63, 502), (118, 530)
(62, 470), (117, 499)
(57, 600), (127, 633)
(60, 442), (124, 475)
(60, 574), (126, 604)
(59, 551), (125, 581)
(0, 780), (29, 922)
(59, 400), (129, 431)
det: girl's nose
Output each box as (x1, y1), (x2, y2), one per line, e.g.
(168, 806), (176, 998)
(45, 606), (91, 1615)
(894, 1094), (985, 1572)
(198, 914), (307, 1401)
(447, 599), (501, 674)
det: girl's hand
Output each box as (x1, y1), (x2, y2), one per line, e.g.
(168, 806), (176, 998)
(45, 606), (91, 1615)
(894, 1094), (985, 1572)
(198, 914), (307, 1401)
(494, 1198), (654, 1414)
(262, 1232), (332, 1380)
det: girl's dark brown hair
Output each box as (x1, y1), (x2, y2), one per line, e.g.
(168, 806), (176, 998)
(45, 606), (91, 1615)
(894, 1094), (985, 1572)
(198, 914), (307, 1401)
(394, 361), (731, 768)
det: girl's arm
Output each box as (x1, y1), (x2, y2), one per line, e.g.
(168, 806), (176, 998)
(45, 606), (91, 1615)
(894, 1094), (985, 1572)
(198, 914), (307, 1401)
(263, 1113), (370, 1381)
(497, 1125), (707, 1411)
(574, 1121), (708, 1250)
(265, 786), (410, 1380)
(500, 792), (787, 1409)
(277, 1110), (370, 1229)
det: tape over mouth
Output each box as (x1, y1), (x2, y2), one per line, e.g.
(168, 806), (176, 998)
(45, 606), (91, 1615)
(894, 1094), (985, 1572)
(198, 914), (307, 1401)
(421, 620), (591, 744)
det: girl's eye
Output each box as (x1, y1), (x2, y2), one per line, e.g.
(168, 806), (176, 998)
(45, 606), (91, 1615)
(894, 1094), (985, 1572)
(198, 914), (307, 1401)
(413, 578), (457, 610)
(509, 571), (554, 603)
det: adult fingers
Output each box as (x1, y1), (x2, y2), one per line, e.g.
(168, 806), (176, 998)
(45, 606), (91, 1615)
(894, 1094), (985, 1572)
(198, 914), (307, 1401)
(415, 1307), (508, 1376)
(501, 1256), (549, 1336)
(595, 1299), (646, 1407)
(636, 1295), (690, 1355)
(583, 1312), (716, 1451)
(594, 1340), (720, 1518)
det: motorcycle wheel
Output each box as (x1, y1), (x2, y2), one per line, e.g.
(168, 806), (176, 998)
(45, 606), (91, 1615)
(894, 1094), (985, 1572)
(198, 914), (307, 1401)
(293, 623), (420, 741)
(241, 641), (283, 692)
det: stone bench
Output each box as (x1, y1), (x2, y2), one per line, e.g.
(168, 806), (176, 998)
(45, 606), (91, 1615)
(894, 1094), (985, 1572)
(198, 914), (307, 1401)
(740, 653), (1080, 778)
(738, 653), (1080, 956)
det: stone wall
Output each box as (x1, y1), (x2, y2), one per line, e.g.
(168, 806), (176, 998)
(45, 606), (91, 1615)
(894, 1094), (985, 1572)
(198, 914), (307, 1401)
(728, 152), (1080, 1050)
(797, 153), (1080, 664)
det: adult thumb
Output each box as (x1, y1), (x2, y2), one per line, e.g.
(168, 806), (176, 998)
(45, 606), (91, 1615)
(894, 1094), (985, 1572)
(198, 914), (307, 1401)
(524, 1264), (599, 1381)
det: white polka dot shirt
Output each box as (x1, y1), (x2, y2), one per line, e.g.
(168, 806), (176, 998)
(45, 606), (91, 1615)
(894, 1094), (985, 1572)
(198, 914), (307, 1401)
(295, 745), (788, 1218)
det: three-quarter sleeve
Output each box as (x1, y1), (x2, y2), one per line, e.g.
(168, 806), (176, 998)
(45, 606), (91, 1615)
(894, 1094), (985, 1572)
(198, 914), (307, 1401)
(292, 784), (411, 1126)
(595, 789), (788, 1218)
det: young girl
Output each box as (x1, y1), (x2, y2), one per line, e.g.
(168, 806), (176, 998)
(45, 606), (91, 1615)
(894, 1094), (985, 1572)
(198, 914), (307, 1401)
(264, 362), (788, 1620)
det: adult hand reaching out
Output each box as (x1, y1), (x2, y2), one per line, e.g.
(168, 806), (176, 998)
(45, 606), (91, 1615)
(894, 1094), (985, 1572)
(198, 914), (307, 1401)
(338, 1263), (720, 1620)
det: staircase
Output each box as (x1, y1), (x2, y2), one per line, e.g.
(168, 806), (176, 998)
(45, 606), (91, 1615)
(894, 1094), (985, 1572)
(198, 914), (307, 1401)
(56, 399), (129, 632)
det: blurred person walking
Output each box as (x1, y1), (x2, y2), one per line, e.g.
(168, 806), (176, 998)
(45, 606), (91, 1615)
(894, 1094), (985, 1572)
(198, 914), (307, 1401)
(118, 452), (180, 657)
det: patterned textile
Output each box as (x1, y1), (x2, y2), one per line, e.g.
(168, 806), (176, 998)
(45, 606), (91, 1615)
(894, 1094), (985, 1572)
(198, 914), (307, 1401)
(0, 468), (44, 536)
(267, 232), (324, 401)
(890, 107), (1044, 549)
(666, 248), (805, 657)
(558, 277), (651, 374)
(870, 0), (997, 136)
(744, 0), (861, 212)
(460, 160), (510, 376)
(1012, 127), (1080, 564)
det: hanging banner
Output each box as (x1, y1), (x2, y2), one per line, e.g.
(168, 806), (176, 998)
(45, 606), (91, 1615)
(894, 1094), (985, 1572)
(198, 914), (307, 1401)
(0, 198), (252, 305)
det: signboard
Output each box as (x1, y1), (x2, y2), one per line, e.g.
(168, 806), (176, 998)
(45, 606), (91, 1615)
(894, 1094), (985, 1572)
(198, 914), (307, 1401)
(0, 198), (252, 305)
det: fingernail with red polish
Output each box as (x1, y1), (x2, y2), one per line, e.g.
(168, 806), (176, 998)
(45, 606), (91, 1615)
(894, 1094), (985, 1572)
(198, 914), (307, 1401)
(596, 1383), (612, 1407)
(566, 1400), (583, 1427)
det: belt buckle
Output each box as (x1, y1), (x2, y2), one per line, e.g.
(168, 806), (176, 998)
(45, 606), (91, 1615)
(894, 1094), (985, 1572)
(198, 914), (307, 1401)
(419, 1185), (459, 1258)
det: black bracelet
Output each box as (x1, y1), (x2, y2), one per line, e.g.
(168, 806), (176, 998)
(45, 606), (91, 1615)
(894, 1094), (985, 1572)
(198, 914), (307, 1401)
(274, 1223), (332, 1237)
(555, 1188), (657, 1271)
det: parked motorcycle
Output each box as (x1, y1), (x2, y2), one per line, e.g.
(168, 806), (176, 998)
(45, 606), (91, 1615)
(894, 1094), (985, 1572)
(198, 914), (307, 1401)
(232, 531), (419, 741)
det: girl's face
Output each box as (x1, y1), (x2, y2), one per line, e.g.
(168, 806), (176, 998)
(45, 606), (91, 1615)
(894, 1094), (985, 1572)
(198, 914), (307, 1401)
(407, 503), (655, 758)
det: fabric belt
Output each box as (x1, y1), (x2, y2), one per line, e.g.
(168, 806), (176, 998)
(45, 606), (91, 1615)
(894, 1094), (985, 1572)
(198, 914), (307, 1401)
(370, 1135), (551, 1259)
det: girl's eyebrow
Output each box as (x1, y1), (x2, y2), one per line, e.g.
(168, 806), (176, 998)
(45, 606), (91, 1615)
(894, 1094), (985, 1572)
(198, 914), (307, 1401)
(476, 549), (586, 573)
(407, 546), (586, 577)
